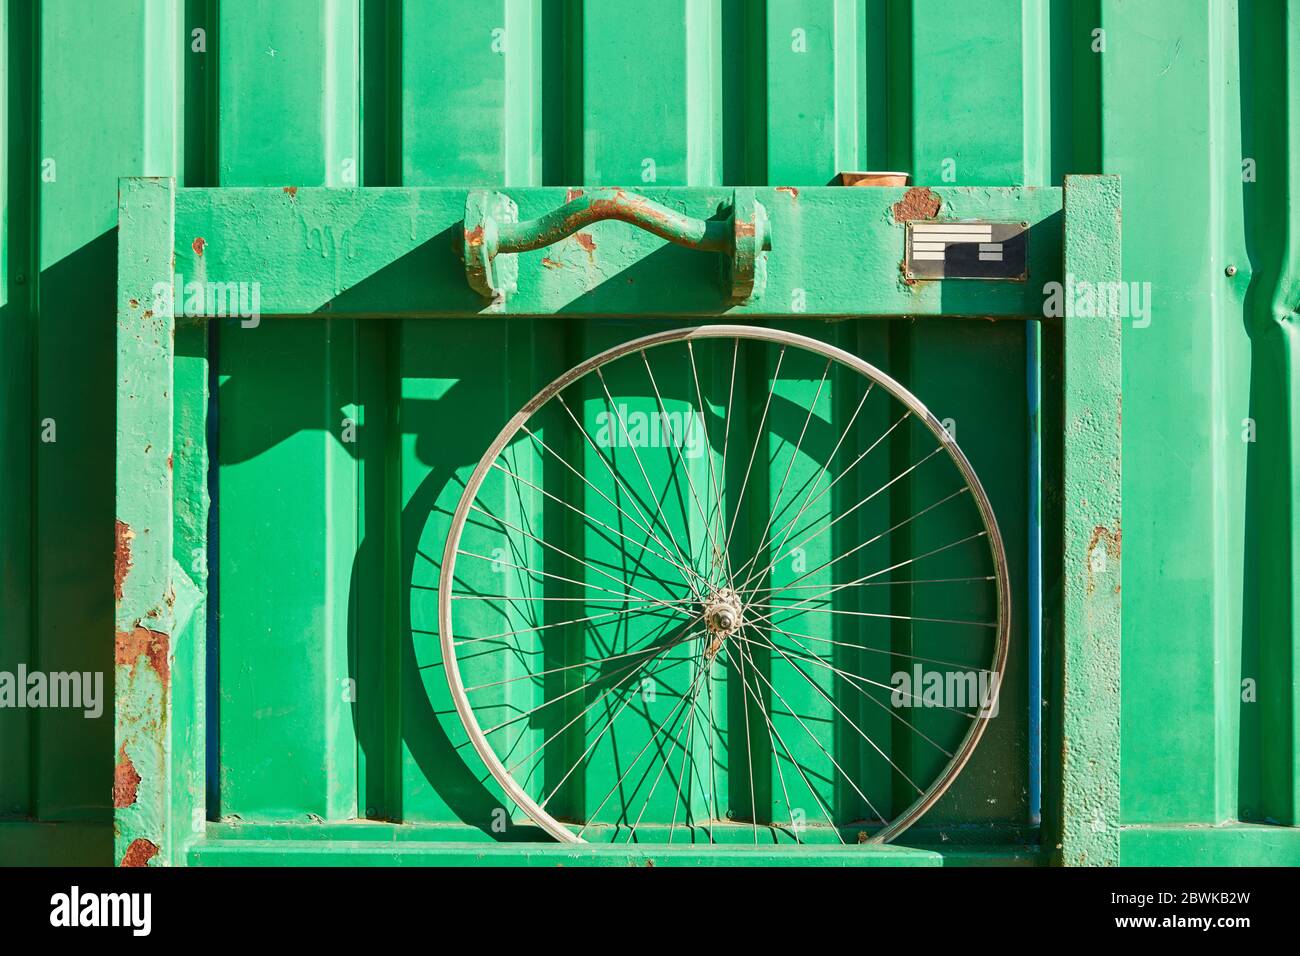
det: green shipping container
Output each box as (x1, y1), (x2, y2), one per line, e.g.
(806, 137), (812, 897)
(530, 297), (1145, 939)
(0, 0), (1296, 868)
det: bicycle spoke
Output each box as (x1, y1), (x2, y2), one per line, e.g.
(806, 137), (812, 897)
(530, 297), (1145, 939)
(727, 629), (889, 823)
(641, 350), (725, 590)
(718, 643), (848, 842)
(490, 457), (704, 592)
(722, 345), (786, 560)
(551, 396), (710, 598)
(731, 633), (799, 841)
(731, 358), (831, 586)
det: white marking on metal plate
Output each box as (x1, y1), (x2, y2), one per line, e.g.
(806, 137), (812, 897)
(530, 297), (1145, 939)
(912, 223), (992, 234)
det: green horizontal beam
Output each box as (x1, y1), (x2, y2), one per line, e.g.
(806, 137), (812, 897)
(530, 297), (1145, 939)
(190, 839), (944, 867)
(172, 186), (1062, 318)
(187, 822), (1040, 867)
(1121, 824), (1300, 866)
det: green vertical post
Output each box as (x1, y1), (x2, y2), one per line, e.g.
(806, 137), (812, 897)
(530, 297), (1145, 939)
(1056, 174), (1123, 865)
(114, 177), (178, 866)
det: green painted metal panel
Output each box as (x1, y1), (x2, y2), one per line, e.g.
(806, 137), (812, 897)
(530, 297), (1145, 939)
(583, 0), (722, 186)
(1, 0), (1296, 866)
(1105, 0), (1251, 828)
(1236, 0), (1300, 831)
(38, 0), (180, 827)
(764, 0), (868, 182)
(401, 0), (545, 185)
(214, 0), (361, 822)
(2, 0), (184, 862)
(904, 0), (1034, 830)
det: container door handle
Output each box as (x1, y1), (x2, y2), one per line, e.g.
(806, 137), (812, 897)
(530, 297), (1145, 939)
(463, 187), (770, 303)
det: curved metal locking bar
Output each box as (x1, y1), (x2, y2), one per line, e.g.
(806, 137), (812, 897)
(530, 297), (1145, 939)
(463, 187), (770, 303)
(497, 187), (733, 254)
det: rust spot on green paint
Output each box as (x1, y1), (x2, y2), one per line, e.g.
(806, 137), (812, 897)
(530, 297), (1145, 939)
(116, 625), (170, 690)
(541, 257), (562, 269)
(776, 186), (799, 199)
(114, 520), (134, 605)
(283, 186), (298, 198)
(891, 187), (942, 223)
(120, 838), (159, 868)
(575, 233), (596, 259)
(565, 187), (584, 202)
(113, 746), (140, 808)
(191, 236), (206, 256)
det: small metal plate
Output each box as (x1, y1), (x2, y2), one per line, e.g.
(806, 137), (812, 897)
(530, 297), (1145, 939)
(905, 220), (1028, 281)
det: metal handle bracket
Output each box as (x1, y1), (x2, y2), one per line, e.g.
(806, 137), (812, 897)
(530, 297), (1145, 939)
(463, 187), (770, 304)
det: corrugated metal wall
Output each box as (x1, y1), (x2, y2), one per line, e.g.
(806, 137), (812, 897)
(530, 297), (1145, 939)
(1, 0), (1294, 862)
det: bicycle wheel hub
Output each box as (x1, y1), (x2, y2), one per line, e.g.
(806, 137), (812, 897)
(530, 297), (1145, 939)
(702, 588), (744, 639)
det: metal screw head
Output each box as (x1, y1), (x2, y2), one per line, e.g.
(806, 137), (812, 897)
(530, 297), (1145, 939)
(1225, 264), (1237, 277)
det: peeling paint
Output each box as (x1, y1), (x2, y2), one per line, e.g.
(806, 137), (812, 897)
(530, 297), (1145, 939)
(776, 186), (799, 199)
(120, 838), (159, 868)
(114, 519), (134, 604)
(191, 236), (206, 256)
(115, 625), (170, 690)
(113, 745), (141, 808)
(892, 187), (942, 223)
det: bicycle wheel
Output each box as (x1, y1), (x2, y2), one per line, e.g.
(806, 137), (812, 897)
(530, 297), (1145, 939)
(439, 324), (1009, 844)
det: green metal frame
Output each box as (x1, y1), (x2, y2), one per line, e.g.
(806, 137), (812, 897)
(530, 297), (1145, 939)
(115, 175), (1122, 866)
